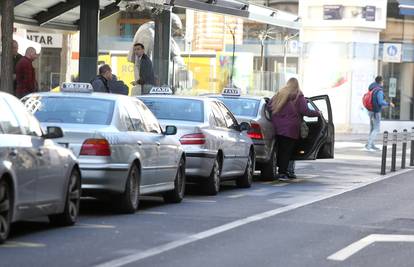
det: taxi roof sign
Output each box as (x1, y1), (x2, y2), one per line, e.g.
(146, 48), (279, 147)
(222, 87), (241, 96)
(61, 82), (93, 93)
(149, 86), (173, 95)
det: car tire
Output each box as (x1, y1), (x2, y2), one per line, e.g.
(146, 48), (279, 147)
(261, 147), (277, 181)
(163, 158), (186, 203)
(118, 164), (140, 214)
(204, 158), (221, 195)
(0, 179), (11, 244)
(49, 168), (81, 226)
(236, 151), (254, 188)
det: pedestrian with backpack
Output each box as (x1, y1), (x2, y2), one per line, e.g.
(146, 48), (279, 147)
(364, 76), (395, 151)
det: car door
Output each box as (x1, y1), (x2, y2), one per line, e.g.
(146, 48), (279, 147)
(216, 102), (247, 174)
(136, 100), (177, 184)
(292, 95), (334, 160)
(120, 99), (157, 187)
(0, 96), (37, 213)
(4, 95), (65, 206)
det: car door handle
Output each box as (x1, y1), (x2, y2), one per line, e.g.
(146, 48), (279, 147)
(9, 149), (18, 157)
(37, 149), (44, 156)
(137, 141), (142, 146)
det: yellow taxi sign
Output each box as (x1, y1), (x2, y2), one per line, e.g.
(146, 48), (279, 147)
(149, 86), (173, 95)
(222, 88), (241, 96)
(61, 82), (93, 93)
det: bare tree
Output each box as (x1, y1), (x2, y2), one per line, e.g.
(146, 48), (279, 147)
(1, 0), (14, 94)
(228, 25), (237, 87)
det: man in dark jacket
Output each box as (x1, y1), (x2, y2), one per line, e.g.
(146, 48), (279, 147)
(15, 47), (38, 98)
(12, 40), (23, 96)
(366, 76), (394, 151)
(131, 43), (155, 95)
(91, 64), (113, 93)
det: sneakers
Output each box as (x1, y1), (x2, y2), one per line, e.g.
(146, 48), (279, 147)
(365, 144), (381, 151)
(287, 172), (297, 179)
(277, 173), (291, 181)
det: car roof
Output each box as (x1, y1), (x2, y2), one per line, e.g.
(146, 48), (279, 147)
(207, 94), (265, 101)
(26, 91), (129, 101)
(138, 95), (218, 103)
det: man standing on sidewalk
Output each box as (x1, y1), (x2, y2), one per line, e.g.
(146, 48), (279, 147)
(15, 47), (38, 98)
(366, 76), (394, 151)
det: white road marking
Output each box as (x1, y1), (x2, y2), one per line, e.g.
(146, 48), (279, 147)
(227, 194), (245, 199)
(0, 241), (46, 248)
(272, 183), (288, 187)
(75, 223), (115, 229)
(94, 169), (413, 267)
(327, 234), (414, 261)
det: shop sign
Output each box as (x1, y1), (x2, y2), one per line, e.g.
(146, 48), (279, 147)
(389, 77), (397, 98)
(363, 6), (376, 21)
(323, 5), (343, 20)
(26, 33), (63, 48)
(383, 43), (402, 63)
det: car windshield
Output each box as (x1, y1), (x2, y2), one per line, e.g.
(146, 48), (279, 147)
(25, 96), (114, 125)
(215, 97), (260, 117)
(140, 98), (204, 122)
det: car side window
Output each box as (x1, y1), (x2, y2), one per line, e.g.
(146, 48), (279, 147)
(123, 100), (146, 132)
(0, 97), (22, 135)
(135, 101), (162, 134)
(217, 102), (238, 129)
(210, 102), (226, 128)
(118, 105), (135, 132)
(4, 95), (42, 137)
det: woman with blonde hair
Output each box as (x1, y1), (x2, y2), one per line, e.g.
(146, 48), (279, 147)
(269, 77), (320, 180)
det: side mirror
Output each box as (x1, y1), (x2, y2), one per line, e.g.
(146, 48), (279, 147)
(164, 125), (177, 135)
(43, 126), (63, 139)
(239, 122), (250, 132)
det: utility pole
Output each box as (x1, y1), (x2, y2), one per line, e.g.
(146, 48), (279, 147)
(1, 0), (14, 94)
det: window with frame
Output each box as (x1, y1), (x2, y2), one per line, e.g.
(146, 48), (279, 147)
(0, 97), (22, 135)
(123, 100), (146, 132)
(217, 102), (238, 129)
(135, 101), (161, 134)
(118, 106), (135, 131)
(210, 102), (226, 128)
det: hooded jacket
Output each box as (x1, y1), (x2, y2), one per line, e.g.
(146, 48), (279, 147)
(368, 82), (389, 113)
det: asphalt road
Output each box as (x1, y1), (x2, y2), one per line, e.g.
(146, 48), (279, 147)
(1, 141), (413, 267)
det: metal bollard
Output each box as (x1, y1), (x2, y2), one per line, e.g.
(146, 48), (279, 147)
(411, 127), (414, 167)
(391, 130), (398, 172)
(381, 131), (388, 175)
(402, 129), (408, 169)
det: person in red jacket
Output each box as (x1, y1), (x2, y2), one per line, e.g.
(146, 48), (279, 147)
(15, 47), (38, 98)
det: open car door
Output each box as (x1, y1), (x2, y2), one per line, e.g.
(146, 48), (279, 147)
(292, 95), (335, 160)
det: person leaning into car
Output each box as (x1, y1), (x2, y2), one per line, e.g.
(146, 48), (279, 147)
(269, 77), (321, 181)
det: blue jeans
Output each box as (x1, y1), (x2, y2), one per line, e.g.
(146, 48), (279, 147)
(367, 111), (381, 148)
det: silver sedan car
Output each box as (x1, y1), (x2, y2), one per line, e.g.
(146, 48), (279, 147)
(138, 95), (254, 195)
(209, 90), (335, 180)
(23, 84), (185, 213)
(0, 92), (80, 244)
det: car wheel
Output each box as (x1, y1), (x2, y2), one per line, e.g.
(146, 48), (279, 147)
(261, 147), (277, 181)
(0, 179), (11, 244)
(236, 151), (254, 188)
(49, 169), (81, 226)
(204, 158), (221, 195)
(118, 164), (140, 214)
(163, 158), (186, 203)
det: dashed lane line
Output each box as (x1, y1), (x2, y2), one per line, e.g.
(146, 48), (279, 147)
(227, 194), (245, 199)
(74, 223), (116, 229)
(94, 169), (413, 267)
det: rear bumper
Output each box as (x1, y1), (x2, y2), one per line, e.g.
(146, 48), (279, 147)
(79, 163), (129, 194)
(253, 141), (270, 164)
(185, 151), (216, 178)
